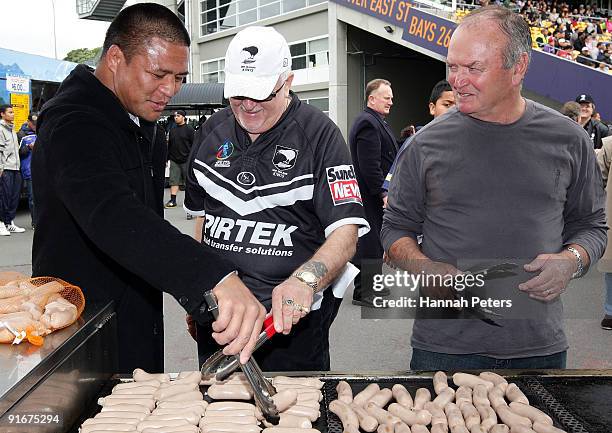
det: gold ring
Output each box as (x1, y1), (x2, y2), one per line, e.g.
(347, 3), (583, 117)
(294, 304), (310, 314)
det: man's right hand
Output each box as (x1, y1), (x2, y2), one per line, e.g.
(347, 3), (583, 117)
(418, 261), (461, 301)
(210, 274), (266, 364)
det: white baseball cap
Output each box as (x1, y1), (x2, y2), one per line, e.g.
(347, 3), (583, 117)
(223, 26), (292, 100)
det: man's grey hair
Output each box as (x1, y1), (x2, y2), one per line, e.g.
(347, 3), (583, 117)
(461, 6), (532, 69)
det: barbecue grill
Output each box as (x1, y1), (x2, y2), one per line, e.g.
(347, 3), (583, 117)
(1, 302), (610, 432)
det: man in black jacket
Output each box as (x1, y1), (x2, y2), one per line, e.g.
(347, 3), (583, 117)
(165, 110), (195, 209)
(576, 93), (610, 149)
(349, 79), (398, 307)
(31, 3), (265, 373)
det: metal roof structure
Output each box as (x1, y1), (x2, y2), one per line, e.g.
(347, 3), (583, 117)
(76, 0), (127, 21)
(166, 83), (227, 109)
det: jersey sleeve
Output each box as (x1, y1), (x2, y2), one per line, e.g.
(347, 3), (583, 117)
(184, 126), (208, 216)
(312, 123), (370, 238)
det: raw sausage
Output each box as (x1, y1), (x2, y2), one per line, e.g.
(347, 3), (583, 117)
(159, 391), (203, 402)
(145, 413), (200, 425)
(376, 423), (394, 433)
(368, 388), (393, 407)
(509, 427), (537, 433)
(283, 405), (320, 422)
(433, 387), (455, 408)
(508, 402), (552, 425)
(479, 372), (507, 387)
(278, 414), (312, 428)
(152, 408), (205, 418)
(199, 416), (258, 425)
(141, 427), (199, 433)
(387, 403), (431, 426)
(531, 422), (567, 433)
(80, 423), (137, 432)
(271, 389), (298, 412)
(261, 429), (320, 433)
(433, 371), (449, 395)
(395, 422), (412, 433)
(114, 386), (158, 396)
(206, 402), (255, 412)
(366, 402), (402, 426)
(336, 380), (353, 404)
(157, 400), (208, 410)
(100, 404), (151, 413)
(458, 401), (480, 430)
(488, 386), (507, 409)
(206, 409), (256, 417)
(349, 403), (378, 432)
(495, 404), (532, 429)
(199, 422), (261, 432)
(473, 384), (490, 407)
(455, 386), (473, 406)
(424, 402), (448, 430)
(453, 373), (494, 391)
(207, 383), (253, 400)
(413, 388), (431, 410)
(272, 376), (324, 389)
(98, 397), (156, 411)
(94, 411), (148, 421)
(476, 404), (497, 432)
(133, 369), (170, 383)
(353, 384), (381, 407)
(444, 402), (465, 429)
(490, 426), (510, 433)
(391, 384), (413, 409)
(505, 384), (529, 406)
(329, 399), (360, 430)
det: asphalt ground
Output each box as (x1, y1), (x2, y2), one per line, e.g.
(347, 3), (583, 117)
(1, 190), (610, 372)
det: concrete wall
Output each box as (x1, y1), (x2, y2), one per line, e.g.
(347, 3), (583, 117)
(346, 26), (446, 140)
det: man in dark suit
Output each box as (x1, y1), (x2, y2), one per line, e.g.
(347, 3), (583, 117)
(349, 79), (398, 307)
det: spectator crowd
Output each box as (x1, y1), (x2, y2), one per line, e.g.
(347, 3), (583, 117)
(456, 1), (612, 72)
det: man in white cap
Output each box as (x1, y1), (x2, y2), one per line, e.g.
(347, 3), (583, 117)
(575, 93), (610, 149)
(185, 26), (369, 371)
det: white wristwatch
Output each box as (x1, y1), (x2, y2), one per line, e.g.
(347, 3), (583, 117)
(567, 247), (584, 279)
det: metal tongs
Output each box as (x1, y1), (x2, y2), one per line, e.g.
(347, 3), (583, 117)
(457, 262), (519, 327)
(202, 291), (279, 422)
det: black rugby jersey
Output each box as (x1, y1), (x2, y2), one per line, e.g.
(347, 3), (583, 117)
(185, 93), (369, 305)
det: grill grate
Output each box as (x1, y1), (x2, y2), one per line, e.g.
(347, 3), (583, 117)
(521, 377), (590, 433)
(323, 380), (343, 433)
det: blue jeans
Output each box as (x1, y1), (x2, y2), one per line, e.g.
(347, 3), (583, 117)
(410, 348), (567, 370)
(24, 178), (35, 225)
(604, 273), (612, 316)
(0, 170), (22, 224)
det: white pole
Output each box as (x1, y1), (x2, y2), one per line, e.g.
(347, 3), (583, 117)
(51, 0), (58, 59)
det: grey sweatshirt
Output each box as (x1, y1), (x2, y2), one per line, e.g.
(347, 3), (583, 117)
(381, 100), (607, 358)
(0, 120), (20, 171)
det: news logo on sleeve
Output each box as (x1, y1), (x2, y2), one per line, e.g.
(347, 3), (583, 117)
(326, 164), (363, 206)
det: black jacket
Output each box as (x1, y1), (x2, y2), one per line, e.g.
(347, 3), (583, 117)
(168, 123), (195, 163)
(349, 107), (398, 198)
(584, 118), (610, 149)
(31, 65), (234, 372)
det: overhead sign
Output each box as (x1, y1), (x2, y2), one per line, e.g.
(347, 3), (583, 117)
(331, 0), (456, 57)
(6, 74), (30, 94)
(401, 8), (455, 56)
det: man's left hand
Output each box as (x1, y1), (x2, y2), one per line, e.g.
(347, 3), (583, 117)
(271, 278), (314, 335)
(519, 252), (576, 301)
